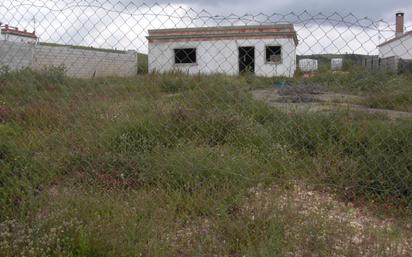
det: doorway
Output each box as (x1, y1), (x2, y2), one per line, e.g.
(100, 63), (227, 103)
(238, 47), (255, 74)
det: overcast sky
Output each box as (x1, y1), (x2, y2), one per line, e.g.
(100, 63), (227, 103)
(130, 0), (412, 23)
(1, 0), (411, 54)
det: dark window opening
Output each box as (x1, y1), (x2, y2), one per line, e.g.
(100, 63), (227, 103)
(174, 48), (196, 64)
(265, 46), (281, 63)
(239, 47), (255, 74)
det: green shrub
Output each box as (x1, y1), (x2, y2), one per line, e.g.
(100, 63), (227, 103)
(40, 65), (66, 84)
(137, 53), (148, 74)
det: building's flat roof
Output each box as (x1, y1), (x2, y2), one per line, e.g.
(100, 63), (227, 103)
(378, 30), (412, 47)
(147, 24), (298, 45)
(1, 26), (37, 39)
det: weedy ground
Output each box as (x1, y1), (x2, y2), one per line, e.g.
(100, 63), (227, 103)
(0, 67), (412, 256)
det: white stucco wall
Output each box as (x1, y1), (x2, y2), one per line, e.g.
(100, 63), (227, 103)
(378, 34), (412, 60)
(148, 38), (296, 77)
(0, 33), (36, 44)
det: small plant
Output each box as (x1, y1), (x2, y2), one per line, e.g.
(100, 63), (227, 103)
(0, 106), (12, 123)
(40, 65), (66, 84)
(137, 53), (148, 74)
(160, 79), (181, 93)
(0, 65), (10, 76)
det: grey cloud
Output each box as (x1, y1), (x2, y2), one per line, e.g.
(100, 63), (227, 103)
(125, 0), (412, 24)
(2, 0), (410, 55)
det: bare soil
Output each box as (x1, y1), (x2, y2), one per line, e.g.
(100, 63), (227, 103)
(244, 183), (412, 256)
(252, 87), (412, 120)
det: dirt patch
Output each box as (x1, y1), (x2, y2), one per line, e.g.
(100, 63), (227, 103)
(164, 183), (412, 256)
(252, 87), (412, 120)
(244, 183), (412, 256)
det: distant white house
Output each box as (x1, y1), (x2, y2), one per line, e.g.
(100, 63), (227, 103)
(331, 58), (343, 70)
(0, 24), (38, 44)
(299, 59), (318, 72)
(378, 12), (412, 60)
(147, 24), (298, 77)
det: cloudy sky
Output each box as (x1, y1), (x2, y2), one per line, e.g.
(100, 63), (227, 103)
(144, 0), (412, 22)
(1, 0), (411, 54)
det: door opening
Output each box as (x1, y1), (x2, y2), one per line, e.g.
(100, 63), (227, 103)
(239, 47), (255, 74)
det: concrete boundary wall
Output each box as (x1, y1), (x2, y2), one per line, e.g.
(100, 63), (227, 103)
(0, 40), (137, 78)
(358, 56), (406, 73)
(0, 40), (33, 70)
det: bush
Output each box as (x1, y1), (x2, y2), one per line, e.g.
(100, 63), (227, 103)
(40, 65), (66, 84)
(137, 53), (148, 74)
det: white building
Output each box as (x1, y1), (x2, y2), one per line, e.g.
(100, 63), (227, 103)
(147, 24), (298, 77)
(0, 24), (38, 44)
(299, 59), (318, 72)
(378, 12), (412, 60)
(331, 58), (343, 70)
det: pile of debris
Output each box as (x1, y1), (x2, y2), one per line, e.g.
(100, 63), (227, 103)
(276, 84), (324, 103)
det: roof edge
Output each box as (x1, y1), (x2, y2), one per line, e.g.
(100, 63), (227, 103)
(1, 29), (38, 39)
(147, 24), (298, 46)
(378, 30), (412, 47)
(148, 24), (294, 34)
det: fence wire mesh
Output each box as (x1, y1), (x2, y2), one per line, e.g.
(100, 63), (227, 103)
(1, 0), (412, 256)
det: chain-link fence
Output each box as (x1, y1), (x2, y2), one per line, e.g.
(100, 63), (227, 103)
(1, 0), (412, 256)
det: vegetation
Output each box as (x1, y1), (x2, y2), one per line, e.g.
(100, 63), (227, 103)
(294, 66), (412, 112)
(1, 67), (412, 256)
(137, 53), (148, 74)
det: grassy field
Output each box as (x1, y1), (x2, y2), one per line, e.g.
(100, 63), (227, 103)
(1, 67), (412, 256)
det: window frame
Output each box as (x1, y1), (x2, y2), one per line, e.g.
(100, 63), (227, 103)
(173, 47), (197, 65)
(265, 45), (282, 64)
